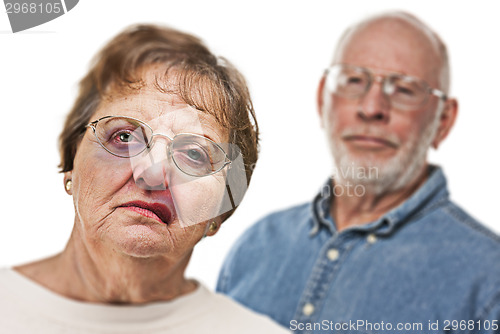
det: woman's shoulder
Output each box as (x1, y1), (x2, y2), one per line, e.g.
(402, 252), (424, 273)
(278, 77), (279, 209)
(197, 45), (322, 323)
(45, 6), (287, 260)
(192, 283), (290, 333)
(0, 270), (290, 333)
(0, 267), (26, 293)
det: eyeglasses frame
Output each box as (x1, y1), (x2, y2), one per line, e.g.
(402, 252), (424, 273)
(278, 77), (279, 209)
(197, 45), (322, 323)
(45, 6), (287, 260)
(324, 64), (448, 109)
(86, 115), (232, 178)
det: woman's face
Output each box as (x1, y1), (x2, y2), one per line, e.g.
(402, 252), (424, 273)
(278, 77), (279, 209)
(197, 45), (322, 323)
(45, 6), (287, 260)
(67, 71), (229, 260)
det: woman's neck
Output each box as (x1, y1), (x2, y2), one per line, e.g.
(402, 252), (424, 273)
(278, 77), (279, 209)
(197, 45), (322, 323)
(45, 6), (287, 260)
(14, 233), (196, 304)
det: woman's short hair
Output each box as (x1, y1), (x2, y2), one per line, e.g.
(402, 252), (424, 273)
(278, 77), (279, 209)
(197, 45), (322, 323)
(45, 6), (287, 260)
(59, 24), (258, 188)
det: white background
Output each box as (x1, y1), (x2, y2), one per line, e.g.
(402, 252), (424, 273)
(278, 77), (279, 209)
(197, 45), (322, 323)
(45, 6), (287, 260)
(1, 0), (499, 290)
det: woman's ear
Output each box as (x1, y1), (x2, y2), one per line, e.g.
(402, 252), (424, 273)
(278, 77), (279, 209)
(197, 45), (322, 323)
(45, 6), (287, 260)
(204, 221), (220, 237)
(64, 171), (73, 195)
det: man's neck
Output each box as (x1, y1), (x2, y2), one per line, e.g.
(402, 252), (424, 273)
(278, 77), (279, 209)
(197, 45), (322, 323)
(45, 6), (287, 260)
(331, 165), (429, 232)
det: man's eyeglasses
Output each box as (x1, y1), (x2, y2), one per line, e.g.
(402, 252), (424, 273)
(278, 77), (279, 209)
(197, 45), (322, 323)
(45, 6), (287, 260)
(324, 64), (447, 110)
(86, 115), (231, 177)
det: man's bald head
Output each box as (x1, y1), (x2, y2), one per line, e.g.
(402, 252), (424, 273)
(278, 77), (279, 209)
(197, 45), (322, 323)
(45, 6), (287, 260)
(333, 11), (450, 94)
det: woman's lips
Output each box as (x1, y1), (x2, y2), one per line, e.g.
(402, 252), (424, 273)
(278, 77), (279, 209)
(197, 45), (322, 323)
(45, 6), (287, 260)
(119, 201), (172, 224)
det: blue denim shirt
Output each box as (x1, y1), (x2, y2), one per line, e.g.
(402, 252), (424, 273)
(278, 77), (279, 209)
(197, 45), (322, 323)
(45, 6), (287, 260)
(217, 166), (500, 333)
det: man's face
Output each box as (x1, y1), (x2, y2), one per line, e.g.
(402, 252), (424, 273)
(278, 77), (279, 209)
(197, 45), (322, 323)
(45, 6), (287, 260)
(320, 18), (444, 194)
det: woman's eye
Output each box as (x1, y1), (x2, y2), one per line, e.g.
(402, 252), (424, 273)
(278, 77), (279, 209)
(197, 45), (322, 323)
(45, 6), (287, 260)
(183, 148), (209, 162)
(118, 132), (133, 142)
(187, 149), (202, 161)
(175, 145), (210, 164)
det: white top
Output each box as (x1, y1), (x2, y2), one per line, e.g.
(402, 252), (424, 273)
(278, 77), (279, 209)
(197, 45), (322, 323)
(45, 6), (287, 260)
(0, 268), (289, 333)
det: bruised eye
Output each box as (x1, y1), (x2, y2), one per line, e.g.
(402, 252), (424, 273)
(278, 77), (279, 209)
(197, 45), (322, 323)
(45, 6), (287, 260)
(108, 130), (146, 148)
(118, 132), (134, 142)
(110, 130), (145, 145)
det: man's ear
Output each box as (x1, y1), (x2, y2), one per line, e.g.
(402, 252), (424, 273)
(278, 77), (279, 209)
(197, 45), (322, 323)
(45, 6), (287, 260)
(317, 75), (327, 128)
(432, 98), (458, 149)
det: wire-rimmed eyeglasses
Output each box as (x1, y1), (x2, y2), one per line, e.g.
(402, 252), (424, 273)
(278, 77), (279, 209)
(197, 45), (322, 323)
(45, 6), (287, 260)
(324, 64), (447, 110)
(86, 115), (231, 177)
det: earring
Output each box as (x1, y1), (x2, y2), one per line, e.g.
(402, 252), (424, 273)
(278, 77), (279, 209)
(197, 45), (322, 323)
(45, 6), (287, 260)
(208, 221), (218, 233)
(65, 180), (72, 192)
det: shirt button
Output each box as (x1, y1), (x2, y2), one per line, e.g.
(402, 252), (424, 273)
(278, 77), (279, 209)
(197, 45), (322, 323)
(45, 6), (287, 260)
(327, 248), (339, 261)
(367, 234), (377, 244)
(302, 303), (315, 316)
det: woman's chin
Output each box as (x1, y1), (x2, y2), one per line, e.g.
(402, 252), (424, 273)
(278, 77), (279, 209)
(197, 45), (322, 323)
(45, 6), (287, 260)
(111, 225), (171, 258)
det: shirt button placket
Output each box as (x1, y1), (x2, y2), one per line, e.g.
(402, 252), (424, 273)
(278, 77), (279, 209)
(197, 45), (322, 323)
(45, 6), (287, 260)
(293, 237), (346, 333)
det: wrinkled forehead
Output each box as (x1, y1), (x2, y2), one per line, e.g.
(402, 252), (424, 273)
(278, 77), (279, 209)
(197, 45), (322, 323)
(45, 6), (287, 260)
(94, 82), (229, 143)
(92, 66), (229, 142)
(334, 17), (443, 87)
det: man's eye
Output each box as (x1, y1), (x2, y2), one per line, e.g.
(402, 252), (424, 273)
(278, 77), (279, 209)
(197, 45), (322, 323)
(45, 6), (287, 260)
(346, 76), (364, 84)
(395, 86), (416, 96)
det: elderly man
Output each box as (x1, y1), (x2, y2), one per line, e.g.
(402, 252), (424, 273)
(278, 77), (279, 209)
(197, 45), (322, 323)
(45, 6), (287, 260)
(217, 11), (500, 334)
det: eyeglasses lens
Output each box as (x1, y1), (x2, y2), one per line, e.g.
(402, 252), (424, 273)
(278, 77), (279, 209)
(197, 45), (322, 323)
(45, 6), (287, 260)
(327, 66), (368, 98)
(386, 75), (427, 107)
(95, 117), (151, 157)
(171, 134), (227, 176)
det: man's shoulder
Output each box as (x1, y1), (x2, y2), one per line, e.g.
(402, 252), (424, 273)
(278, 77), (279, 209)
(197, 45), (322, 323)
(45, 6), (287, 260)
(255, 202), (311, 226)
(409, 165), (499, 249)
(217, 201), (314, 293)
(397, 199), (500, 318)
(446, 201), (498, 236)
(235, 201), (312, 246)
(407, 199), (500, 285)
(426, 199), (500, 248)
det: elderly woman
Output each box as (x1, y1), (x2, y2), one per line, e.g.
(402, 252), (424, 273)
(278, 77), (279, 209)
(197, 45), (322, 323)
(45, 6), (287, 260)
(0, 25), (288, 333)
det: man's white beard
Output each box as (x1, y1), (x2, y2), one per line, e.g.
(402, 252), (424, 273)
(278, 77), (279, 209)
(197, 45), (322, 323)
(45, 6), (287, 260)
(331, 112), (441, 196)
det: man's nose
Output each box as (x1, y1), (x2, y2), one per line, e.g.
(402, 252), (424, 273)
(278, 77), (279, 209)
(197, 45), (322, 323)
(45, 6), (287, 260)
(357, 79), (390, 122)
(132, 137), (172, 191)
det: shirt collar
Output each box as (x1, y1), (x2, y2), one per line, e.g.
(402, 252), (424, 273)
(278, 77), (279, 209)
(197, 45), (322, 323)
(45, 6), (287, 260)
(310, 165), (449, 236)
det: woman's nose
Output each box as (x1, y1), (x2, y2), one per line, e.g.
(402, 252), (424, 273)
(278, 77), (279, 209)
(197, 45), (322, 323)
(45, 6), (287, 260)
(131, 138), (172, 191)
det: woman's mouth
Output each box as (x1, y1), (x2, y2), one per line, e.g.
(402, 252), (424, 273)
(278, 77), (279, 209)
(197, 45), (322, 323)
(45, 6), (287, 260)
(118, 201), (172, 224)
